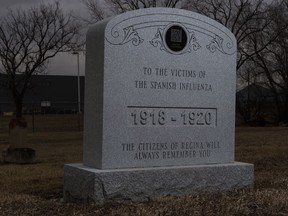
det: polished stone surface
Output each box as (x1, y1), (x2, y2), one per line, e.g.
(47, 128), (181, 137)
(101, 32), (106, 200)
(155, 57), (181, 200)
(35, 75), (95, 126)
(84, 8), (237, 169)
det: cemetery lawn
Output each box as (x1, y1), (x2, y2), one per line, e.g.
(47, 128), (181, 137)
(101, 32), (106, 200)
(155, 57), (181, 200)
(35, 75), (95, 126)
(0, 119), (288, 215)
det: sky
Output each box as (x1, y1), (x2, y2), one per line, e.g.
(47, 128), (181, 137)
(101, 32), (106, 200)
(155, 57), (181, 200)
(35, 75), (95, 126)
(0, 0), (88, 76)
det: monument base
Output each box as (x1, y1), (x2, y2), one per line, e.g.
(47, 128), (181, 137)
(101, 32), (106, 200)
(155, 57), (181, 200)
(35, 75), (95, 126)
(63, 162), (253, 204)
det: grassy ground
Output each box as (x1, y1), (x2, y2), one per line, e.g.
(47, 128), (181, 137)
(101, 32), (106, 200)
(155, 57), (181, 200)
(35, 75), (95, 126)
(0, 115), (288, 215)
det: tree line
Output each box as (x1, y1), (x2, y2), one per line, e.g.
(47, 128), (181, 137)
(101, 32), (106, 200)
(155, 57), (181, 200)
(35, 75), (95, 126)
(0, 0), (288, 125)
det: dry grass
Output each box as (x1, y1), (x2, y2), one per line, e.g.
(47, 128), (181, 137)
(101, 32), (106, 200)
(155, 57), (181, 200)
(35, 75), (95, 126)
(0, 115), (288, 216)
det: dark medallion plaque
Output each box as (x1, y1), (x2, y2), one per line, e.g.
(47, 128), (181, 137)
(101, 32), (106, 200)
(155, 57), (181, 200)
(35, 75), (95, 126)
(165, 24), (188, 53)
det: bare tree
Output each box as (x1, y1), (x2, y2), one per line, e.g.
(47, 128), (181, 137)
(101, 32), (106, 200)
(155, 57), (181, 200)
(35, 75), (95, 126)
(182, 0), (274, 70)
(182, 0), (288, 123)
(0, 2), (82, 119)
(83, 0), (106, 22)
(82, 0), (182, 23)
(247, 0), (288, 124)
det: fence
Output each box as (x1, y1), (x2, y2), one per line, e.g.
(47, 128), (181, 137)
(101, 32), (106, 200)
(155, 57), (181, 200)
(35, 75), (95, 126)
(0, 102), (84, 115)
(0, 113), (84, 134)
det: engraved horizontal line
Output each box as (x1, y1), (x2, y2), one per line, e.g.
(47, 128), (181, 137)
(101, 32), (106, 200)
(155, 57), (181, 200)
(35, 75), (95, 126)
(127, 106), (217, 110)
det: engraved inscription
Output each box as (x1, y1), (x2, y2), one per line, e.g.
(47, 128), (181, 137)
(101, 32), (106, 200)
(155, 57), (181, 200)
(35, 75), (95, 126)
(121, 140), (221, 161)
(135, 67), (213, 92)
(128, 107), (217, 127)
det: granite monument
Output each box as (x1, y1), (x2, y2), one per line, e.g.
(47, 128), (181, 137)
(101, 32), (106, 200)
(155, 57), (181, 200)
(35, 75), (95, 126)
(64, 8), (254, 204)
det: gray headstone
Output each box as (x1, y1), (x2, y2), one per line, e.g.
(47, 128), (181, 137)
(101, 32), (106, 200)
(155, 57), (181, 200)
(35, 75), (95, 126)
(84, 7), (237, 169)
(64, 8), (253, 204)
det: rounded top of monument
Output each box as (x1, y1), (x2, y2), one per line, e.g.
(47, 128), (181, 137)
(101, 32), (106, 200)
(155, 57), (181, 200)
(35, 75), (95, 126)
(95, 8), (236, 55)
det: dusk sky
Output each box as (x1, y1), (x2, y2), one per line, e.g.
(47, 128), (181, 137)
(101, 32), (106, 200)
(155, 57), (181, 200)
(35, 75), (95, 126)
(0, 0), (89, 76)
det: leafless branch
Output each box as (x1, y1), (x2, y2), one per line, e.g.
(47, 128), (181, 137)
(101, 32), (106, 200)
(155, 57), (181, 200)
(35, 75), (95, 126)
(82, 0), (182, 24)
(0, 2), (82, 117)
